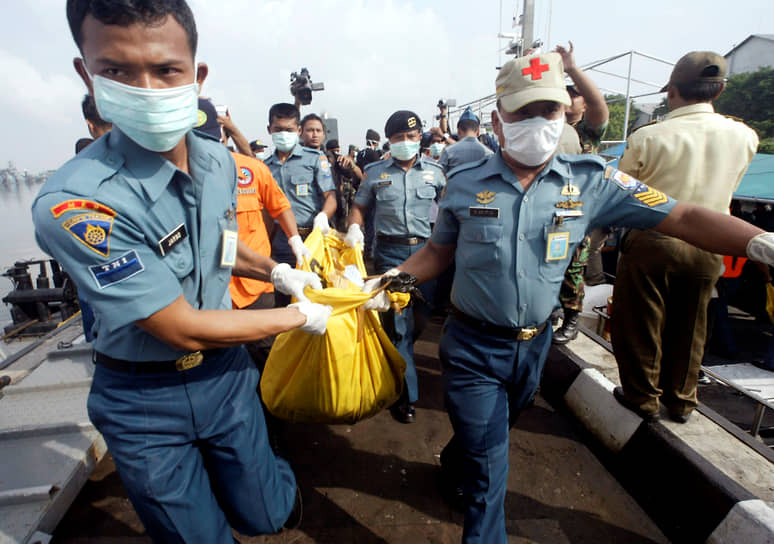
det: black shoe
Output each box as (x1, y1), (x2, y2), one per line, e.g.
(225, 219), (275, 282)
(283, 486), (303, 530)
(552, 310), (579, 345)
(438, 468), (465, 512)
(613, 387), (660, 422)
(390, 401), (416, 424)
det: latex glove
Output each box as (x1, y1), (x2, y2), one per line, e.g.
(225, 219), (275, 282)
(289, 301), (332, 335)
(344, 223), (364, 248)
(313, 212), (330, 235)
(362, 268), (399, 311)
(747, 232), (774, 265)
(288, 234), (311, 267)
(271, 263), (322, 302)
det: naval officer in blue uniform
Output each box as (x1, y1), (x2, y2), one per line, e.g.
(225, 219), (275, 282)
(345, 110), (445, 423)
(34, 2), (331, 541)
(264, 103), (336, 304)
(366, 52), (774, 543)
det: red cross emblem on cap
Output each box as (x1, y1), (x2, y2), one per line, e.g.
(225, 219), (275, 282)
(522, 57), (550, 80)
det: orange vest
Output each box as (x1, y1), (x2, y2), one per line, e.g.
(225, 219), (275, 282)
(228, 152), (292, 308)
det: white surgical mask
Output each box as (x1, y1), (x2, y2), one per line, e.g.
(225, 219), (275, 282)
(429, 142), (445, 158)
(390, 140), (420, 161)
(92, 75), (199, 152)
(272, 131), (299, 152)
(496, 110), (564, 166)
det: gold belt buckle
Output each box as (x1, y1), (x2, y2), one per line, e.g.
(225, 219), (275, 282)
(517, 327), (538, 341)
(175, 351), (203, 371)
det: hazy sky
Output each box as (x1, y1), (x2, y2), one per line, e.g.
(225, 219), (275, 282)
(1, 0), (771, 173)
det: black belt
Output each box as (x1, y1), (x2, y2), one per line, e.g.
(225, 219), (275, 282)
(94, 349), (225, 373)
(450, 306), (547, 341)
(377, 234), (427, 246)
(298, 227), (313, 237)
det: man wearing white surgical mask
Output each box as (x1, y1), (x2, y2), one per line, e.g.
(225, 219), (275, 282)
(346, 110), (446, 424)
(362, 52), (773, 543)
(264, 103), (337, 306)
(33, 1), (329, 540)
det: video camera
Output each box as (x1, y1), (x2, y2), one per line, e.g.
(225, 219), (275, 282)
(290, 68), (324, 106)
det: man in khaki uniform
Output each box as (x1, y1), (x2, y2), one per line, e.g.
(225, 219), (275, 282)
(611, 51), (759, 423)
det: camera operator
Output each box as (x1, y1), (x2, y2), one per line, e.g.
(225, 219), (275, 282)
(325, 139), (363, 230)
(300, 113), (326, 151)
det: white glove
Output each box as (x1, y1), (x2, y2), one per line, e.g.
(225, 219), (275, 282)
(288, 234), (311, 267)
(344, 223), (365, 248)
(362, 268), (400, 312)
(271, 263), (322, 302)
(747, 232), (774, 265)
(289, 301), (332, 335)
(313, 212), (330, 235)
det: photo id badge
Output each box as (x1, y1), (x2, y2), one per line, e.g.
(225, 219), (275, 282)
(221, 229), (238, 268)
(546, 230), (570, 261)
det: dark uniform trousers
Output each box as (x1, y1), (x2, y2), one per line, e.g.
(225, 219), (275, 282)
(611, 229), (721, 416)
(439, 316), (552, 543)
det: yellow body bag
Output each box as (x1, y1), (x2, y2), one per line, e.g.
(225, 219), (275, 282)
(260, 229), (410, 423)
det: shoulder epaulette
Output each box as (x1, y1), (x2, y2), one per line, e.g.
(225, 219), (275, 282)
(628, 119), (659, 135)
(558, 153), (607, 167)
(300, 146), (324, 156)
(446, 156), (489, 179)
(362, 159), (386, 174)
(723, 114), (746, 123)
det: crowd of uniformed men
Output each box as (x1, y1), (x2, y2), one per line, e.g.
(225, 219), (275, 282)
(34, 1), (767, 543)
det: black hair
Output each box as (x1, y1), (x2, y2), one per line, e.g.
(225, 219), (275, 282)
(81, 94), (110, 128)
(674, 80), (725, 102)
(457, 119), (479, 134)
(66, 0), (198, 56)
(300, 113), (324, 130)
(75, 137), (94, 154)
(268, 103), (300, 126)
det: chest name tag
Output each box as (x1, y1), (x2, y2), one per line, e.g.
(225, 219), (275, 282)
(296, 184), (309, 196)
(546, 231), (570, 261)
(221, 229), (239, 268)
(158, 223), (187, 257)
(469, 207), (499, 218)
(377, 180), (393, 188)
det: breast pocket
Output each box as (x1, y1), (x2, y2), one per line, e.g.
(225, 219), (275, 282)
(459, 222), (503, 273)
(375, 183), (400, 202)
(538, 221), (586, 282)
(160, 224), (194, 279)
(409, 184), (437, 217)
(290, 173), (313, 197)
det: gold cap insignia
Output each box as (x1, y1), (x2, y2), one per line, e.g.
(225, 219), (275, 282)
(407, 117), (417, 128)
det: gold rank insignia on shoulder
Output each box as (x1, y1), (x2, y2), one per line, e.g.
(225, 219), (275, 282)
(633, 186), (668, 207)
(476, 190), (496, 204)
(561, 184), (580, 196)
(555, 200), (583, 209)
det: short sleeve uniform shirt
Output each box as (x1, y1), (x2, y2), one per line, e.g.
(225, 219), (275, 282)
(32, 129), (239, 361)
(264, 145), (335, 227)
(431, 151), (677, 328)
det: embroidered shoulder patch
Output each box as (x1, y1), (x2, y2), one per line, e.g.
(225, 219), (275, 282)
(62, 212), (113, 256)
(605, 167), (639, 190)
(89, 250), (144, 289)
(51, 199), (117, 218)
(238, 166), (254, 186)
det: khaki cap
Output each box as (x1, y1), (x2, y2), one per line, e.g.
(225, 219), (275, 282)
(661, 51), (727, 92)
(496, 53), (571, 112)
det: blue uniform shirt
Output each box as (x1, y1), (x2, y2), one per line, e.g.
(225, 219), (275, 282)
(32, 129), (238, 361)
(432, 151), (677, 328)
(264, 144), (335, 227)
(439, 136), (493, 173)
(354, 156), (445, 238)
